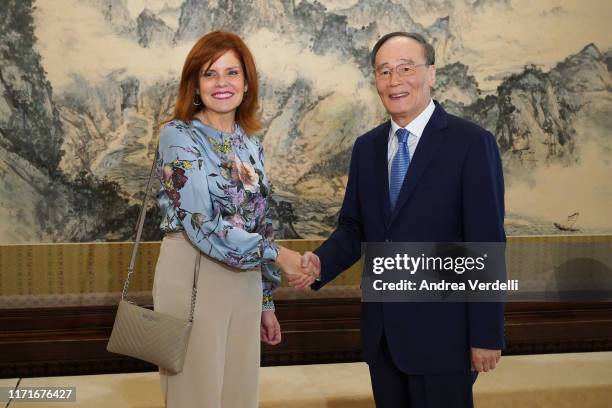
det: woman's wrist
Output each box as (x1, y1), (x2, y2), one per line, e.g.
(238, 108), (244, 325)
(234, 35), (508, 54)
(275, 246), (289, 269)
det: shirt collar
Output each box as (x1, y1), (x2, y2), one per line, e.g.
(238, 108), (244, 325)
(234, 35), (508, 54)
(389, 99), (435, 141)
(192, 118), (242, 139)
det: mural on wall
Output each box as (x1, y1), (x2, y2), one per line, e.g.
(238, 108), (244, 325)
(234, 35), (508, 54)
(0, 0), (610, 244)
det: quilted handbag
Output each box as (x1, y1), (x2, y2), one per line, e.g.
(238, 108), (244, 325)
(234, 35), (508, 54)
(107, 152), (200, 375)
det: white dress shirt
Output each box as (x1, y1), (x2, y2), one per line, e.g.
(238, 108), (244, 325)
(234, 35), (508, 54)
(387, 99), (436, 185)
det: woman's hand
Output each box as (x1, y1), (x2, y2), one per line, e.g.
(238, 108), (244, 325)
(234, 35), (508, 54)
(260, 310), (282, 345)
(276, 246), (318, 288)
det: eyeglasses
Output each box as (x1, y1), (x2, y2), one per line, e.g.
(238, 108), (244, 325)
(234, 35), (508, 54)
(375, 63), (428, 79)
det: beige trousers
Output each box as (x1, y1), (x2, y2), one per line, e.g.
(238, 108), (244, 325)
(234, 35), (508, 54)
(152, 232), (262, 408)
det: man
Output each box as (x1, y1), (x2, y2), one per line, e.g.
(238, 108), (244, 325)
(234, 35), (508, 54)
(290, 32), (505, 407)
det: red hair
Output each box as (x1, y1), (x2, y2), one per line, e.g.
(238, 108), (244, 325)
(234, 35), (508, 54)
(170, 31), (261, 135)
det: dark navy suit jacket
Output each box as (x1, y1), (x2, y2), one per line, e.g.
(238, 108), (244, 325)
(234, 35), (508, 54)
(311, 101), (506, 374)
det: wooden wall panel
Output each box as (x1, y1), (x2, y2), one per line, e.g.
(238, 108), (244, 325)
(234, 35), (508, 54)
(1, 299), (611, 378)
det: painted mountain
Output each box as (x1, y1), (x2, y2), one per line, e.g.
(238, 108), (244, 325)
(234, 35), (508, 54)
(0, 0), (610, 243)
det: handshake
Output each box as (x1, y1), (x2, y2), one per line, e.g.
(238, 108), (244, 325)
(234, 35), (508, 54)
(276, 246), (321, 290)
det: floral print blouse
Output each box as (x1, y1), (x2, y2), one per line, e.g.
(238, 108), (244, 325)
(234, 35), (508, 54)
(156, 119), (280, 311)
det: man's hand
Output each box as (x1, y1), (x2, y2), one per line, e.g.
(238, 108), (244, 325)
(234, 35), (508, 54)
(470, 347), (501, 372)
(261, 310), (281, 345)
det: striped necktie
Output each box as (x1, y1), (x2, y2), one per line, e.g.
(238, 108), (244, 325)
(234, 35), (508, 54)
(389, 128), (410, 210)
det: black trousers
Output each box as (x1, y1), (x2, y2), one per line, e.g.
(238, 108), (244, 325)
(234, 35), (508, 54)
(368, 334), (476, 408)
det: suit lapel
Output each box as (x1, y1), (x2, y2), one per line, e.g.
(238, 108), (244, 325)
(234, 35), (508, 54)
(388, 103), (449, 226)
(373, 121), (392, 227)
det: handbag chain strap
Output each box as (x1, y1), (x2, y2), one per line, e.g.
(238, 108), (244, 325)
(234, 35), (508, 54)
(121, 145), (201, 323)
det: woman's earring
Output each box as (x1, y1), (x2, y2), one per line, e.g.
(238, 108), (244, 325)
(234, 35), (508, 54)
(193, 93), (202, 106)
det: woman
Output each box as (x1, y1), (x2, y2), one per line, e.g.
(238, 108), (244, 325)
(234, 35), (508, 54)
(152, 31), (305, 408)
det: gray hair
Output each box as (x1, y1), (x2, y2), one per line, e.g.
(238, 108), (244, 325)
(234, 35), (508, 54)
(370, 32), (435, 67)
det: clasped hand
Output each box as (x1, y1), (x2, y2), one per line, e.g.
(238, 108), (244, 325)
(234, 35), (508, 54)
(276, 247), (321, 289)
